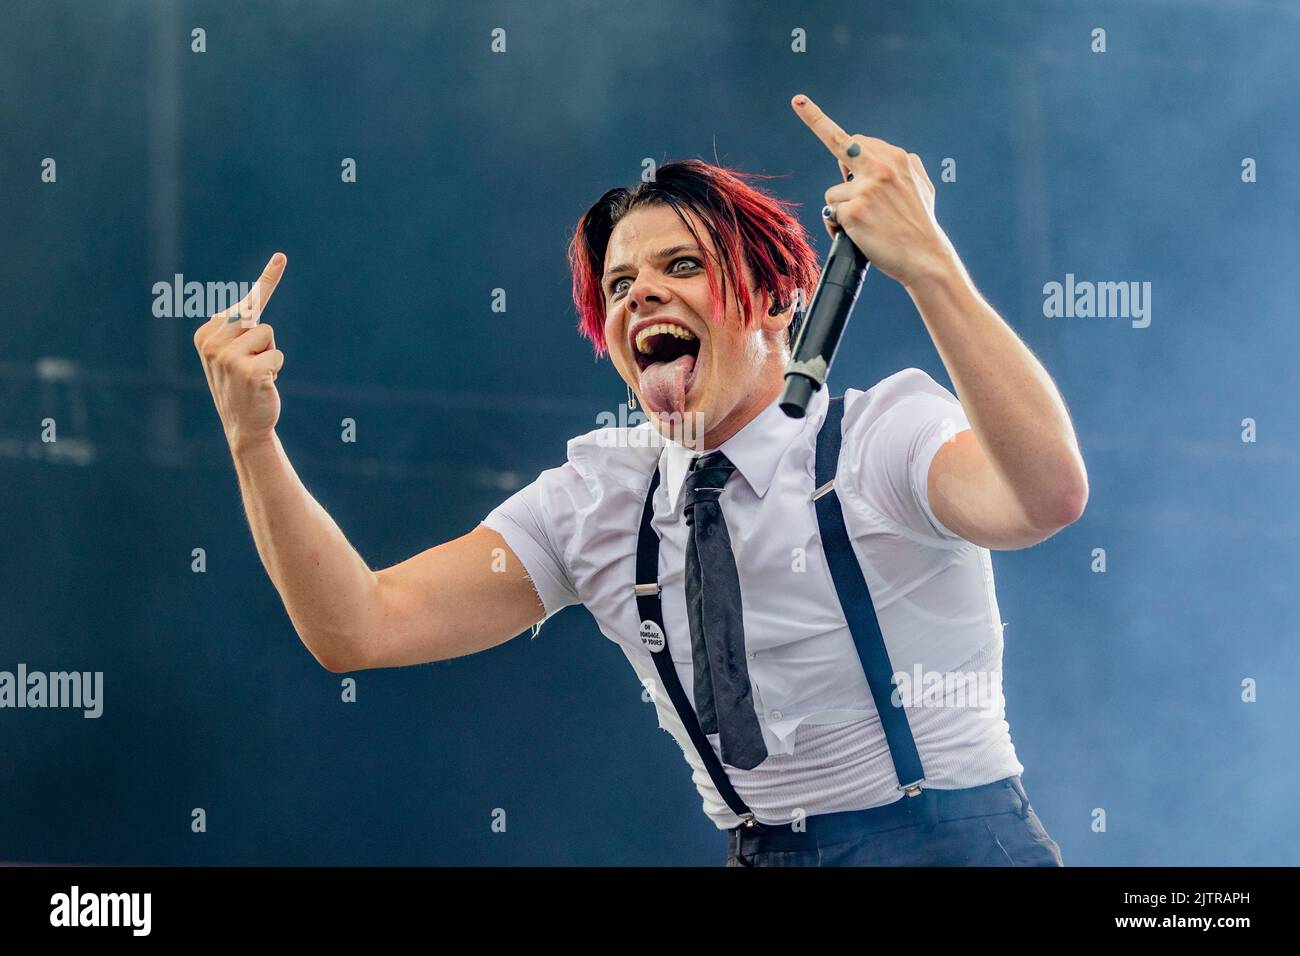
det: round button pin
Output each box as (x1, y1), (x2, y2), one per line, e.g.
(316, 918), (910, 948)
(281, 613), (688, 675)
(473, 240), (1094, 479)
(638, 620), (666, 653)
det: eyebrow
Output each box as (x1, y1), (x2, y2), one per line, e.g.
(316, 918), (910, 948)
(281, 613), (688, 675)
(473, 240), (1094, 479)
(603, 244), (703, 284)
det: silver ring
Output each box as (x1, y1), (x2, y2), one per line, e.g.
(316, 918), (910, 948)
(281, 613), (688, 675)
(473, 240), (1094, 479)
(821, 204), (839, 225)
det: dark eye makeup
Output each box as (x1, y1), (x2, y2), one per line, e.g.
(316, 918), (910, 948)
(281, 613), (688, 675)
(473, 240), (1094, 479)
(608, 257), (701, 298)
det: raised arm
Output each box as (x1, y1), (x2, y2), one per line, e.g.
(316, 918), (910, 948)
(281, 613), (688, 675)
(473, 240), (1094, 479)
(194, 254), (544, 672)
(792, 94), (1088, 549)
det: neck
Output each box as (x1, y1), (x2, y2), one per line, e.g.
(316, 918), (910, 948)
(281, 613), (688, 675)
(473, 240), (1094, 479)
(688, 354), (786, 452)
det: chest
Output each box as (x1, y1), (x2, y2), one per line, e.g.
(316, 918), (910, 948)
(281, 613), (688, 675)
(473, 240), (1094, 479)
(578, 460), (852, 662)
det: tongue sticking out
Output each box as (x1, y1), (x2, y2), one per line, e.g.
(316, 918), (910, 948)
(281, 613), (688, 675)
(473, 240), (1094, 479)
(639, 353), (697, 416)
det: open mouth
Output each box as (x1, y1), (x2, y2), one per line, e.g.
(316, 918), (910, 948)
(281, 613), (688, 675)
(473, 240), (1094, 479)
(632, 322), (702, 414)
(633, 322), (701, 372)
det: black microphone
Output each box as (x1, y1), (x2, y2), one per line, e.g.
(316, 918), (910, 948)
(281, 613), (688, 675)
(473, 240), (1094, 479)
(779, 229), (871, 418)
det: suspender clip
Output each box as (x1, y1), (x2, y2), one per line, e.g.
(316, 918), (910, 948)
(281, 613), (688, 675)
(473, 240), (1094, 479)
(899, 778), (926, 797)
(633, 582), (661, 597)
(906, 786), (939, 831)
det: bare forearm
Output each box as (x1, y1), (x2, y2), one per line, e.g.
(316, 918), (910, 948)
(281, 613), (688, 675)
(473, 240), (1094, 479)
(782, 98), (1085, 528)
(905, 259), (1088, 524)
(230, 431), (379, 670)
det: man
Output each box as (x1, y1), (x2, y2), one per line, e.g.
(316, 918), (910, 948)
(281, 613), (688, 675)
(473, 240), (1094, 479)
(193, 94), (1086, 866)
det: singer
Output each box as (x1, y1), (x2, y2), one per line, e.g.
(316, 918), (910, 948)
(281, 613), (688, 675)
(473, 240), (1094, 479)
(195, 94), (1087, 867)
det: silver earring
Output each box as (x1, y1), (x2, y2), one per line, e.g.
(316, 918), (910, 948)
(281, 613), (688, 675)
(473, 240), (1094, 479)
(627, 384), (638, 410)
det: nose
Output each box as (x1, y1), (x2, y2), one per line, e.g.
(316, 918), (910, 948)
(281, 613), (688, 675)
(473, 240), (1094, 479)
(627, 278), (668, 312)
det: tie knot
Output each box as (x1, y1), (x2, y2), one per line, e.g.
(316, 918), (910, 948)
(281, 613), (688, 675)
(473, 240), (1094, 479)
(684, 451), (737, 523)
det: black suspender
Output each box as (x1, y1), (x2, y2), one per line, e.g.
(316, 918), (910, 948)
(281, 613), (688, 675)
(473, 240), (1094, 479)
(813, 395), (927, 797)
(632, 394), (928, 828)
(635, 466), (756, 823)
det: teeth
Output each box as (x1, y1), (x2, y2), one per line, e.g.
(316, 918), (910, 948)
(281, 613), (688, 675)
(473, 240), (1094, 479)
(635, 323), (698, 356)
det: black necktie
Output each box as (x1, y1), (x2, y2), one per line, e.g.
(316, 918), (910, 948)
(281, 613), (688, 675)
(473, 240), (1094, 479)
(683, 450), (768, 771)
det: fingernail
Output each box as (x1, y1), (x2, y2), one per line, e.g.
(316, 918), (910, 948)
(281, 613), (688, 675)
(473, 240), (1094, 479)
(273, 253), (285, 265)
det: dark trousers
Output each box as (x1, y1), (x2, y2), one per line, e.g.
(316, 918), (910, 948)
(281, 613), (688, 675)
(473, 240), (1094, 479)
(725, 775), (1064, 867)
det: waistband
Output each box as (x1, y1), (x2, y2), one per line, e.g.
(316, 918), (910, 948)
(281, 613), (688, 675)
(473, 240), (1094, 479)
(727, 775), (1032, 855)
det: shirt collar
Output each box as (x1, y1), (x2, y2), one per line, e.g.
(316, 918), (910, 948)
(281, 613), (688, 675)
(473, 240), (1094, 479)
(660, 386), (827, 515)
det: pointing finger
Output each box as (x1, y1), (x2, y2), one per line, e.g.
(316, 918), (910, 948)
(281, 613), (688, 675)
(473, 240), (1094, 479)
(236, 252), (287, 327)
(792, 93), (850, 161)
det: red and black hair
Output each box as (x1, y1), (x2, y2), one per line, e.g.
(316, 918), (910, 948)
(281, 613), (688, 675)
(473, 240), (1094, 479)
(567, 159), (822, 359)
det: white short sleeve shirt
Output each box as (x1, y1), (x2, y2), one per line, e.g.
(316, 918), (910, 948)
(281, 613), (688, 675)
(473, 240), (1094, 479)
(483, 368), (1024, 829)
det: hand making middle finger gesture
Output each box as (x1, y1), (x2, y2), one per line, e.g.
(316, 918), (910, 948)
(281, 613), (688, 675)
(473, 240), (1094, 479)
(792, 93), (955, 288)
(192, 252), (289, 453)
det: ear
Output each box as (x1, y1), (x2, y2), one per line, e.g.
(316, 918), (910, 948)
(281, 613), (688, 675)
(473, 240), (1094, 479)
(758, 288), (791, 335)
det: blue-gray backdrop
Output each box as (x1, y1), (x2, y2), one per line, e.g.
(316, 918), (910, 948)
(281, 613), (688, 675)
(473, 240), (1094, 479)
(2, 0), (1297, 865)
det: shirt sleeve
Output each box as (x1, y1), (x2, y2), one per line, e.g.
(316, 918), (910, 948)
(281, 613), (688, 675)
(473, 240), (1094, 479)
(481, 461), (583, 625)
(839, 368), (972, 544)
